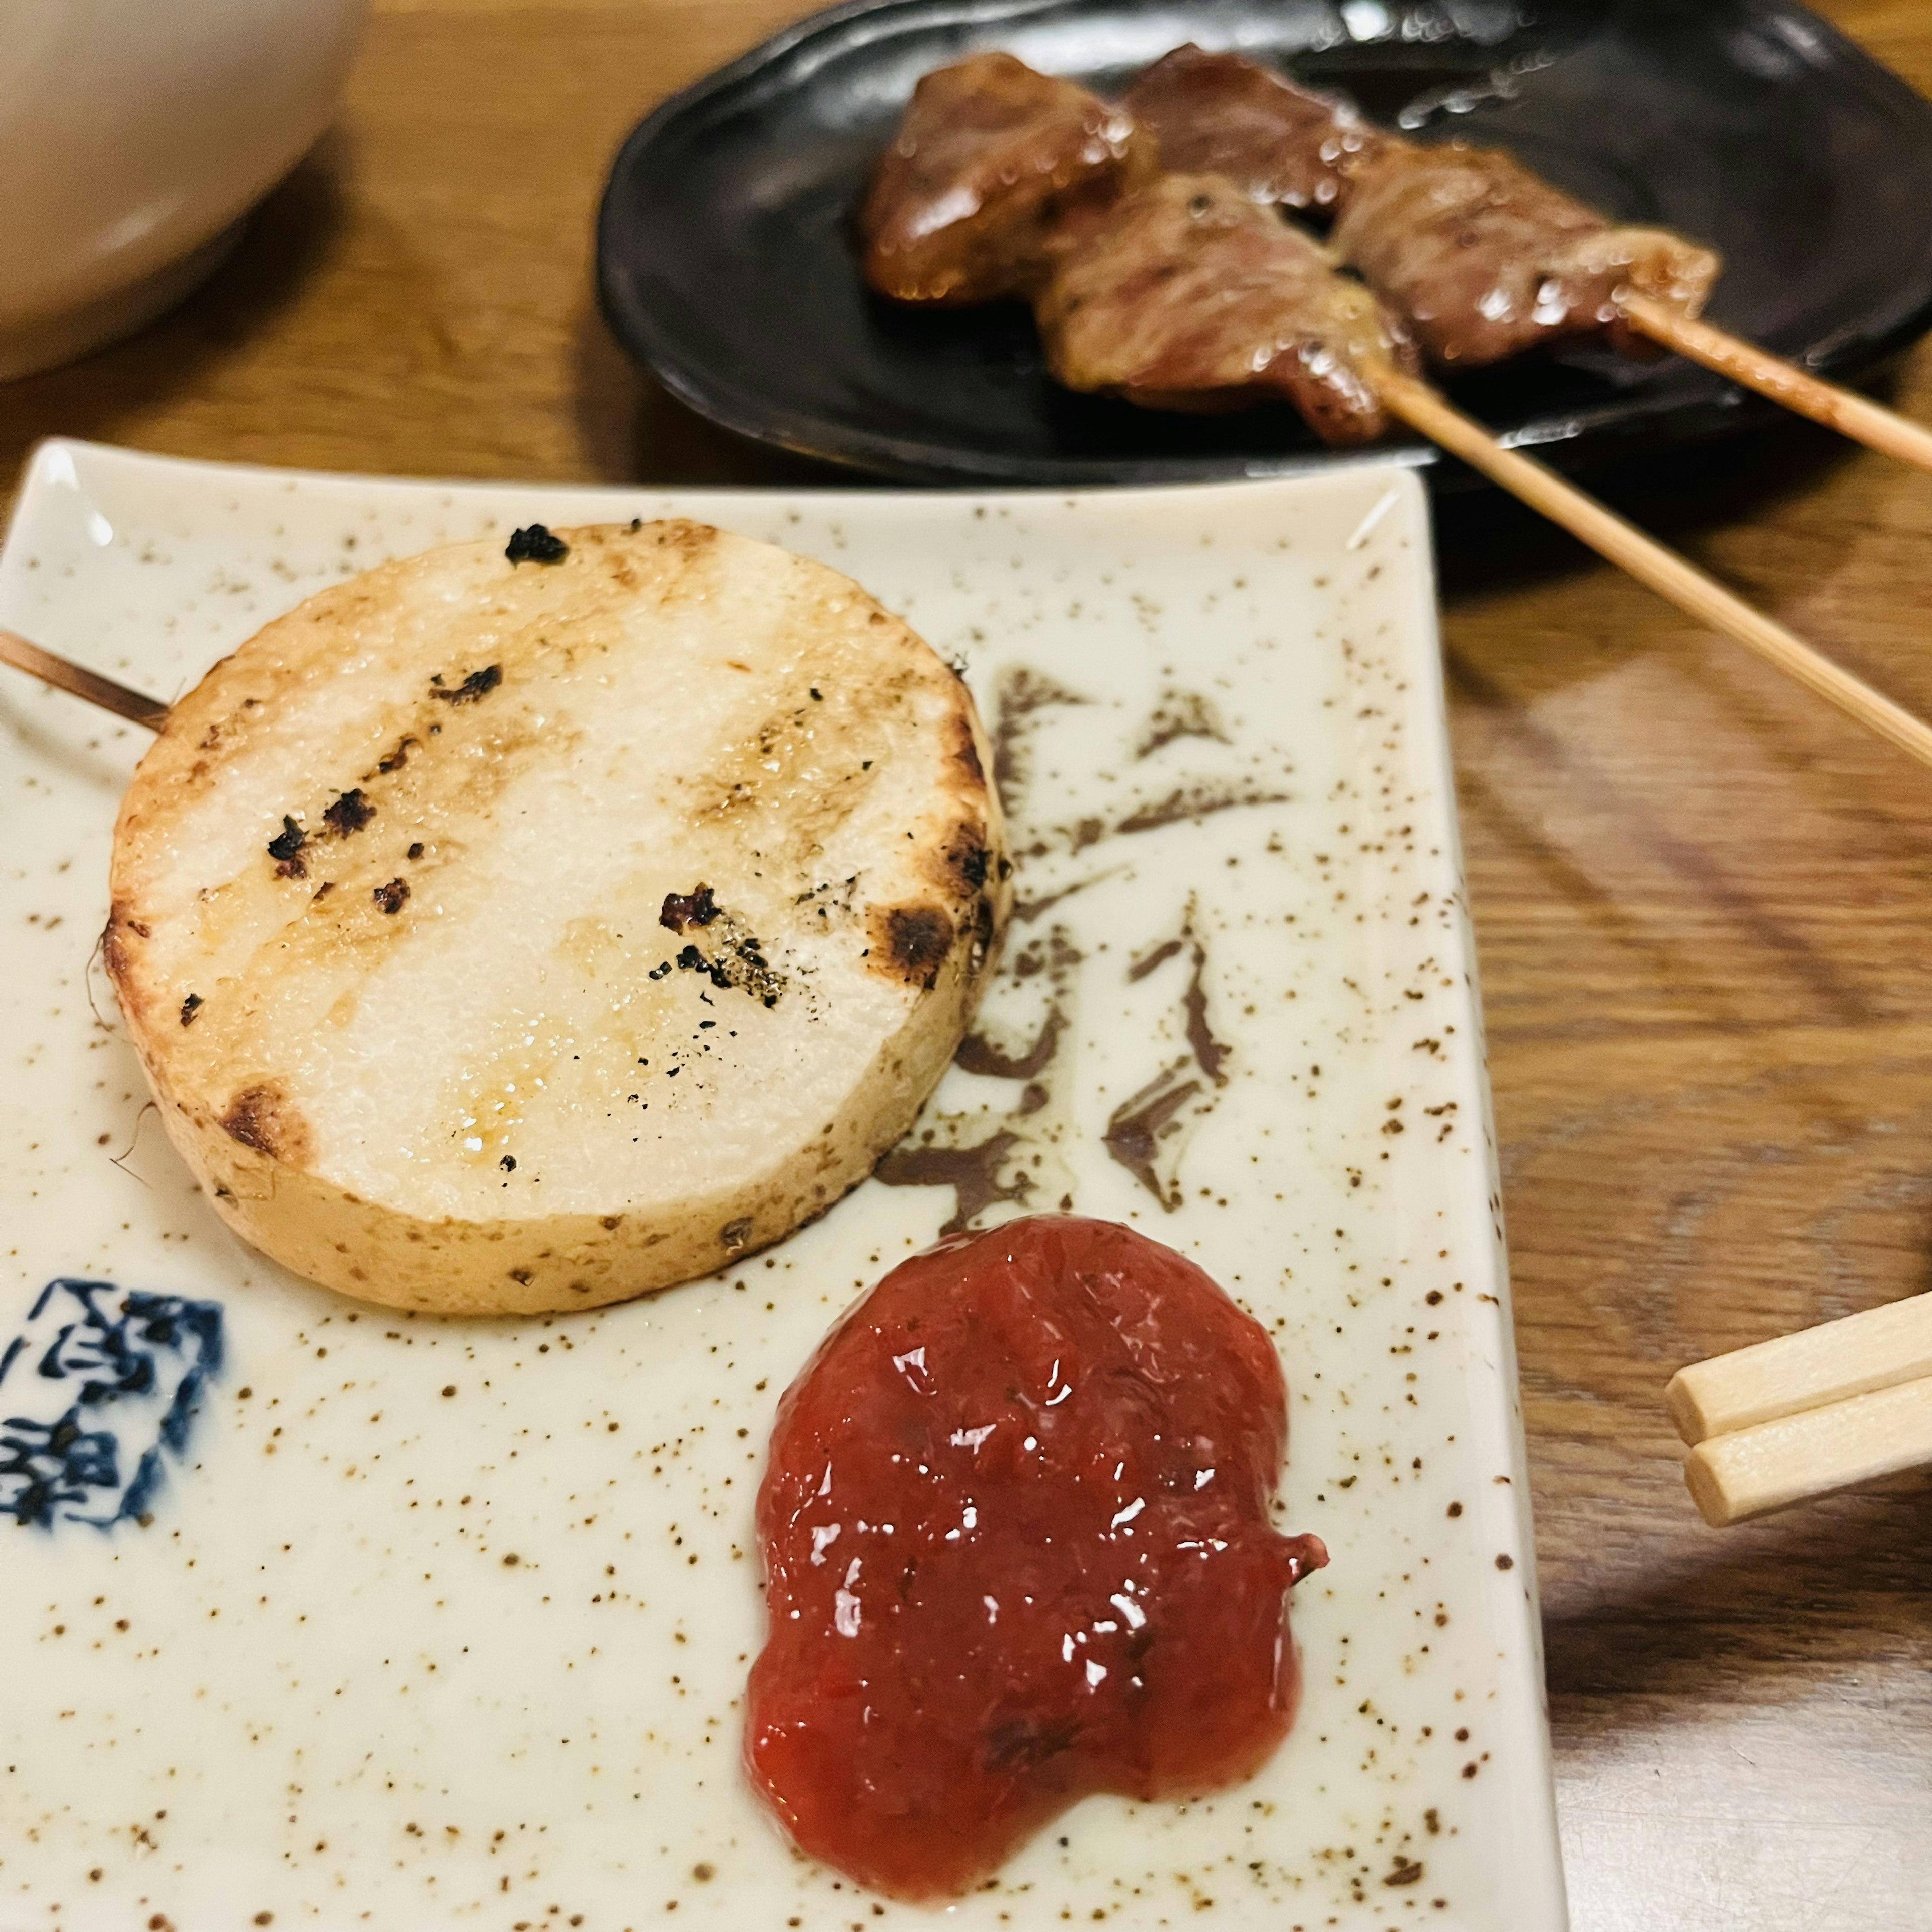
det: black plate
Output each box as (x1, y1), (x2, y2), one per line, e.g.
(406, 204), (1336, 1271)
(597, 0), (1932, 488)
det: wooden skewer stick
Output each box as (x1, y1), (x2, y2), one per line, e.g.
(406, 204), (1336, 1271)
(1, 627), (170, 731)
(1668, 1295), (1932, 1525)
(1378, 370), (1932, 773)
(1619, 292), (1932, 476)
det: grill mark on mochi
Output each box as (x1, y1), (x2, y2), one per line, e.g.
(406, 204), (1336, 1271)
(219, 1082), (311, 1163)
(428, 665), (503, 706)
(548, 521), (718, 601)
(138, 529), (704, 831)
(922, 722), (1006, 979)
(689, 673), (908, 842)
(101, 903), (152, 1023)
(869, 902), (957, 989)
(930, 817), (992, 897)
(322, 788), (376, 836)
(647, 521), (720, 562)
(153, 707), (573, 1076)
(951, 713), (988, 788)
(116, 588), (571, 1008)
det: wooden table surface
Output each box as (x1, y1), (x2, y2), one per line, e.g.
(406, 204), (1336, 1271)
(5, 3), (1930, 1924)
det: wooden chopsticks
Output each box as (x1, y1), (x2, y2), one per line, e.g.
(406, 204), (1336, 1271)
(1, 627), (171, 730)
(1378, 373), (1932, 773)
(1668, 1296), (1932, 1524)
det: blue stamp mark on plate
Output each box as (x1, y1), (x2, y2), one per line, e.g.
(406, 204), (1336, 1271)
(0, 1280), (224, 1530)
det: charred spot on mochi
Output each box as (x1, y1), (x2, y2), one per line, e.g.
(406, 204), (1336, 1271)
(179, 993), (203, 1027)
(100, 907), (160, 1012)
(654, 520), (718, 559)
(433, 664), (503, 705)
(937, 822), (990, 894)
(500, 1155), (517, 1172)
(720, 1216), (754, 1254)
(953, 720), (986, 786)
(675, 925), (785, 1006)
(660, 884), (720, 933)
(868, 902), (955, 989)
(220, 1082), (310, 1162)
(505, 525), (569, 566)
(377, 734), (418, 774)
(267, 816), (307, 876)
(373, 878), (411, 915)
(323, 788), (375, 836)
(100, 914), (132, 982)
(967, 893), (997, 976)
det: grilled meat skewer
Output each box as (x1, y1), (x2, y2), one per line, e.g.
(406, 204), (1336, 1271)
(849, 54), (1932, 776)
(1122, 43), (1386, 213)
(1129, 46), (1932, 475)
(1334, 140), (1720, 369)
(1037, 173), (1414, 443)
(1125, 44), (1720, 371)
(860, 51), (1154, 304)
(859, 57), (1414, 446)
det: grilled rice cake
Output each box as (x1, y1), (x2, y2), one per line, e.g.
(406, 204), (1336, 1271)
(106, 521), (1010, 1313)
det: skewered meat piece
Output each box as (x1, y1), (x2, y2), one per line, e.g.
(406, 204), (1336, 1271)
(1123, 43), (1386, 212)
(1035, 173), (1417, 444)
(1121, 47), (1721, 370)
(858, 51), (1416, 446)
(1333, 139), (1721, 368)
(860, 52), (1154, 304)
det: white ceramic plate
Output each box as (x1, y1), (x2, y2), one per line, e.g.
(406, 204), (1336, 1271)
(0, 442), (1565, 1932)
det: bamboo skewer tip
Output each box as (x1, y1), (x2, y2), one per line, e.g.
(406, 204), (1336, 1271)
(1619, 292), (1932, 479)
(0, 627), (170, 732)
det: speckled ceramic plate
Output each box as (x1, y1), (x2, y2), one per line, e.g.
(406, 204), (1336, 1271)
(0, 443), (1564, 1931)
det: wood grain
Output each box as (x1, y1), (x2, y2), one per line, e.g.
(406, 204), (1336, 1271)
(1381, 367), (1932, 771)
(6, 3), (1932, 1923)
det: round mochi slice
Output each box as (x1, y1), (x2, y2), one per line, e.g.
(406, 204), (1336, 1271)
(105, 521), (1010, 1315)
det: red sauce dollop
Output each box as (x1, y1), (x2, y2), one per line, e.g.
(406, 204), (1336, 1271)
(745, 1215), (1327, 1899)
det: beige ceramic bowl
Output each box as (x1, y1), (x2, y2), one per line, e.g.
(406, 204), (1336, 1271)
(0, 0), (368, 380)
